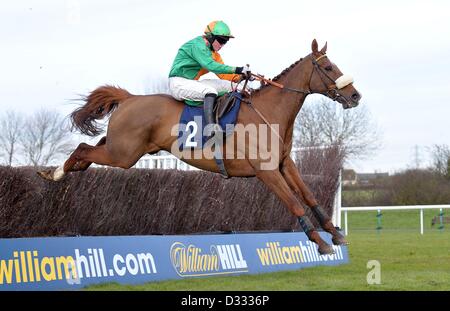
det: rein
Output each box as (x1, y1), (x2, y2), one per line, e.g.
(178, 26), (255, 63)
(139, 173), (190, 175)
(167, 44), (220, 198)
(238, 58), (318, 144)
(245, 99), (285, 144)
(236, 54), (350, 144)
(250, 73), (311, 95)
(250, 54), (346, 100)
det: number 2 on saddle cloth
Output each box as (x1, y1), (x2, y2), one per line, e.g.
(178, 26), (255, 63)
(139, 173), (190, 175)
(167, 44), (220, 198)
(177, 91), (243, 150)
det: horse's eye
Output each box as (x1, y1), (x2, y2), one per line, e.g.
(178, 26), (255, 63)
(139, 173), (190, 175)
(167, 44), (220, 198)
(325, 65), (333, 71)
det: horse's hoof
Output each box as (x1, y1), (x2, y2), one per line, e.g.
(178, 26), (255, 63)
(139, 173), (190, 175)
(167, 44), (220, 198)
(332, 235), (349, 246)
(318, 243), (335, 255)
(37, 170), (55, 181)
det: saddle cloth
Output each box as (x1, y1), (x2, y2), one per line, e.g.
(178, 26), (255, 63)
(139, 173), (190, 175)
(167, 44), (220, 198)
(178, 92), (242, 150)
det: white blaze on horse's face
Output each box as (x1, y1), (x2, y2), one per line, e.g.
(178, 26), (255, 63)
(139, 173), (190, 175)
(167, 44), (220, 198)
(335, 74), (354, 90)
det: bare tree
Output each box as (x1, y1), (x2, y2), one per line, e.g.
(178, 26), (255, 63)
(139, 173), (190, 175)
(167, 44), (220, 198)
(429, 144), (450, 176)
(294, 97), (381, 161)
(20, 109), (75, 166)
(0, 110), (24, 166)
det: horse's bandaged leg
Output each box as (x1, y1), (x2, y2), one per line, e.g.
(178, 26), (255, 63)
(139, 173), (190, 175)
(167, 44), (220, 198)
(298, 216), (314, 233)
(311, 205), (330, 226)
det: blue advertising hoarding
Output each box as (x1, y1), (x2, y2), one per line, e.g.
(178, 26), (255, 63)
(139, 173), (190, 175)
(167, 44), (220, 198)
(0, 231), (348, 290)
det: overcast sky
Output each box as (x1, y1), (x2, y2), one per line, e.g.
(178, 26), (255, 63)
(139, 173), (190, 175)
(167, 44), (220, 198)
(1, 0), (449, 173)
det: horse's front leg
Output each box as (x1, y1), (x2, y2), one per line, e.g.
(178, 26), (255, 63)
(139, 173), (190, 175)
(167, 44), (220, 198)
(255, 169), (334, 255)
(281, 156), (348, 246)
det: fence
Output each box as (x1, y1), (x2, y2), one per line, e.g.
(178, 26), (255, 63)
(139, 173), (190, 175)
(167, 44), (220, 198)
(340, 205), (450, 235)
(134, 149), (342, 225)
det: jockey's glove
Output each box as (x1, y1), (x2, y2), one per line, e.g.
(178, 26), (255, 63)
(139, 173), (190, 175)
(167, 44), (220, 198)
(235, 65), (254, 80)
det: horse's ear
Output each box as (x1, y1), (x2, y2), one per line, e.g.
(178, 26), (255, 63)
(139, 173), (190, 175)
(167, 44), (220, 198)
(320, 41), (328, 54)
(311, 39), (319, 54)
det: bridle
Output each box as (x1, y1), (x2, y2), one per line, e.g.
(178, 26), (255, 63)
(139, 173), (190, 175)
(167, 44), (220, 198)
(247, 54), (355, 106)
(310, 54), (353, 105)
(235, 55), (356, 143)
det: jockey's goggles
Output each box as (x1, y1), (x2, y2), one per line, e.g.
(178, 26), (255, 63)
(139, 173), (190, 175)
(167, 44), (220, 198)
(215, 36), (229, 45)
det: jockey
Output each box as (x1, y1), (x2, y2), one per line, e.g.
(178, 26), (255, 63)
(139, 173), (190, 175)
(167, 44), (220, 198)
(168, 20), (249, 135)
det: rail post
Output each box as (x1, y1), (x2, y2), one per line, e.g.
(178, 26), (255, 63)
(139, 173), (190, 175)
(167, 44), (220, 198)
(420, 208), (424, 235)
(376, 209), (382, 233)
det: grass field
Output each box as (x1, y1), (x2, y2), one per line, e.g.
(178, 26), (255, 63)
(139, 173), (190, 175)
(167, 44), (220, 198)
(86, 208), (450, 291)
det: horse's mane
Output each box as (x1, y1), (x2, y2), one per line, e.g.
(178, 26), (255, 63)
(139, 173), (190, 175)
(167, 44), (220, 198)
(253, 57), (304, 94)
(272, 58), (303, 82)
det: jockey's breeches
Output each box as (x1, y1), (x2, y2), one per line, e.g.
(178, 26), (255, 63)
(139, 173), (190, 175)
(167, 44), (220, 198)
(168, 77), (238, 101)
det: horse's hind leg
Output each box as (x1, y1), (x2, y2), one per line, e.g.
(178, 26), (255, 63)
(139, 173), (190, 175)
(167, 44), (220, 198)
(71, 136), (107, 172)
(38, 141), (116, 181)
(281, 156), (348, 246)
(255, 169), (334, 255)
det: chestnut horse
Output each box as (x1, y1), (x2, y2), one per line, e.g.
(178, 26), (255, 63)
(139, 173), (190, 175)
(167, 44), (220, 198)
(38, 39), (361, 254)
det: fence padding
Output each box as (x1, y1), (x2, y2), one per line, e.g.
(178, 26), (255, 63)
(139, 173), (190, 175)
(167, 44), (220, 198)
(0, 148), (343, 237)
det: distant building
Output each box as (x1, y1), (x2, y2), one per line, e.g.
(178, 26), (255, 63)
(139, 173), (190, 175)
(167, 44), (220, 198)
(342, 169), (357, 186)
(342, 170), (389, 187)
(356, 172), (389, 186)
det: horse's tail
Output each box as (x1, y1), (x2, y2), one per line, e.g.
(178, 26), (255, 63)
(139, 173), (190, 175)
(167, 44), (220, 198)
(70, 85), (134, 136)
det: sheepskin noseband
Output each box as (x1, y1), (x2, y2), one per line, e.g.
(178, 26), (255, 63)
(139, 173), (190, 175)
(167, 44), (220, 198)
(335, 74), (354, 89)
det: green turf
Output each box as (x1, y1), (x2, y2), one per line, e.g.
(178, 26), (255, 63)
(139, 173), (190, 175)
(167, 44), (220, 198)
(85, 230), (450, 291)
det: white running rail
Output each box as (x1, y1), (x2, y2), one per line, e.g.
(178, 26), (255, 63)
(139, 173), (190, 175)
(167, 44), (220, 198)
(134, 155), (199, 171)
(341, 205), (450, 235)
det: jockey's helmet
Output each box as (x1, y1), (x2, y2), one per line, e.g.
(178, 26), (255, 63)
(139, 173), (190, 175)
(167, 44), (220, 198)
(204, 21), (234, 38)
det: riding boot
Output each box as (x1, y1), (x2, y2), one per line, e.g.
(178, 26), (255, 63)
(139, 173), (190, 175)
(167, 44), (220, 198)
(203, 93), (228, 177)
(203, 93), (221, 139)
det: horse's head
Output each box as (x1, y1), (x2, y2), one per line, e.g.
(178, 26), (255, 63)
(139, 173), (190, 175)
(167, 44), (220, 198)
(309, 39), (361, 109)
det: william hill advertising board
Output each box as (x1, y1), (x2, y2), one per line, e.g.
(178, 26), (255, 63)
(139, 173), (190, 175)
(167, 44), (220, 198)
(0, 232), (348, 290)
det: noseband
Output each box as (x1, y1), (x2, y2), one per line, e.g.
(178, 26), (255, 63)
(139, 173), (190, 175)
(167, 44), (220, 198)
(311, 54), (354, 104)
